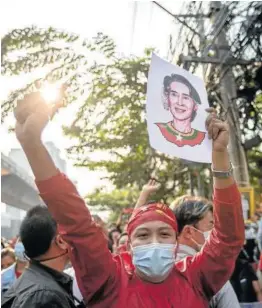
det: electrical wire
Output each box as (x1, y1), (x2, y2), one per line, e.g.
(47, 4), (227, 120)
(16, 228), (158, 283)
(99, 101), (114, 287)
(209, 3), (260, 92)
(154, 1), (261, 142)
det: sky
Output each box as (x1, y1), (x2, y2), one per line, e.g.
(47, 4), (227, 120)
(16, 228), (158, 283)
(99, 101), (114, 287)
(1, 0), (181, 197)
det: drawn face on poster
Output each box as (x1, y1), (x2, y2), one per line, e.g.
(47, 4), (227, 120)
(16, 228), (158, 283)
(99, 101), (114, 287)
(146, 54), (212, 163)
(156, 74), (205, 147)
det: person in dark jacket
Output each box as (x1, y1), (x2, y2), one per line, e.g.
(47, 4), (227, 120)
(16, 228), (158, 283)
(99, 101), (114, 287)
(2, 206), (84, 308)
(231, 250), (262, 303)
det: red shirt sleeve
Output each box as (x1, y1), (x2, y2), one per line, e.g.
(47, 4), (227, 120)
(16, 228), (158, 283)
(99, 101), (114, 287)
(180, 183), (245, 299)
(36, 172), (118, 303)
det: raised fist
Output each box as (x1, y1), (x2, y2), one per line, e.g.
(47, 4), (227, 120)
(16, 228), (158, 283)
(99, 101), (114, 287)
(142, 179), (161, 195)
(205, 108), (229, 153)
(14, 87), (65, 145)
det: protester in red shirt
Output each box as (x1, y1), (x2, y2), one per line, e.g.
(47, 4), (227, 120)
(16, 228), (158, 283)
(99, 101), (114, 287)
(14, 90), (244, 308)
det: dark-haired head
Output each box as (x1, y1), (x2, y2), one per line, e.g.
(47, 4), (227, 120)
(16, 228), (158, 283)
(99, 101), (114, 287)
(171, 196), (213, 251)
(20, 205), (57, 258)
(171, 196), (213, 234)
(20, 205), (69, 271)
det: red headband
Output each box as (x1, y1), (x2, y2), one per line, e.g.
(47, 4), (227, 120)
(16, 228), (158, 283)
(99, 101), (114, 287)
(127, 203), (178, 237)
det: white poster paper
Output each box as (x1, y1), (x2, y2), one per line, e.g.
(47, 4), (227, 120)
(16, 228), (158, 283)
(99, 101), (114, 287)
(146, 53), (212, 163)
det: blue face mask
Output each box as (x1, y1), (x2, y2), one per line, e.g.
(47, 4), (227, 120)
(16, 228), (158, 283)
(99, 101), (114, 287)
(132, 243), (176, 280)
(14, 242), (27, 262)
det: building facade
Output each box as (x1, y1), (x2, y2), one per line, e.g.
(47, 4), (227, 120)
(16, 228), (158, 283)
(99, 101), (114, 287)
(1, 142), (68, 239)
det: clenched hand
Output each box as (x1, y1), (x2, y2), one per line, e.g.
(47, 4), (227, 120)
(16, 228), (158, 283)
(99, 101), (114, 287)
(14, 87), (65, 146)
(205, 108), (229, 153)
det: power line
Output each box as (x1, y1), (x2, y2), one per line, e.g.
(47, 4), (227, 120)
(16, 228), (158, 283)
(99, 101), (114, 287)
(154, 1), (261, 185)
(152, 1), (202, 37)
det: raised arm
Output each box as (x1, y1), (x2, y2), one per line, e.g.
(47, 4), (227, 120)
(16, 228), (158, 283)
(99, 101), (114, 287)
(14, 92), (117, 303)
(135, 179), (160, 209)
(183, 109), (245, 298)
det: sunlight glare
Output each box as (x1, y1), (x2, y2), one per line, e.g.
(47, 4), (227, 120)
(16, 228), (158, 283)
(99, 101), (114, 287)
(40, 84), (60, 103)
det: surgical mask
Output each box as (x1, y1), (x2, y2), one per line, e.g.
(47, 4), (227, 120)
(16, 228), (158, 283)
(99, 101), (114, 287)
(14, 242), (27, 262)
(132, 243), (176, 280)
(190, 227), (212, 251)
(201, 230), (212, 241)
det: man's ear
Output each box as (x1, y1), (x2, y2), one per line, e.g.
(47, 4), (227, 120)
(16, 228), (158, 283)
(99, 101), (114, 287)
(55, 234), (68, 250)
(181, 225), (194, 240)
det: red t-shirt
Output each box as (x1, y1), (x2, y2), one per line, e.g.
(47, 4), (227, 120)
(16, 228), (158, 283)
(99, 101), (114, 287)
(37, 173), (245, 308)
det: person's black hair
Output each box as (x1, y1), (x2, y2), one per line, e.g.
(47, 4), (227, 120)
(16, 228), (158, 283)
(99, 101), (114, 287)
(20, 205), (57, 258)
(171, 196), (213, 234)
(163, 74), (201, 121)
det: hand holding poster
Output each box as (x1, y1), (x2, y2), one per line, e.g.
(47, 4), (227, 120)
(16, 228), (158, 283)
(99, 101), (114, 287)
(146, 54), (212, 163)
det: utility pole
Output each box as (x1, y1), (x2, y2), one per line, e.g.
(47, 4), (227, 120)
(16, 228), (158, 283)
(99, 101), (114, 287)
(168, 2), (250, 186)
(197, 4), (207, 197)
(209, 1), (250, 186)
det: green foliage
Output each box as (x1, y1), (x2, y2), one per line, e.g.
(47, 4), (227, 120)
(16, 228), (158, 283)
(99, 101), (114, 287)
(247, 146), (262, 197)
(86, 187), (140, 211)
(235, 67), (262, 140)
(1, 27), (115, 120)
(1, 26), (207, 209)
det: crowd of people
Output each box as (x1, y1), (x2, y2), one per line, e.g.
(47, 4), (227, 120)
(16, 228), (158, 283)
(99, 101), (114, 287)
(1, 90), (262, 307)
(3, 199), (262, 306)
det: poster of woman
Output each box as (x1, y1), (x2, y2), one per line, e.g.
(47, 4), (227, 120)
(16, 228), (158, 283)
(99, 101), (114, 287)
(146, 54), (212, 163)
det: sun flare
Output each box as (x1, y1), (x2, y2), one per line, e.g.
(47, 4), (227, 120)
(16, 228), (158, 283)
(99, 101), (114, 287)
(40, 84), (60, 103)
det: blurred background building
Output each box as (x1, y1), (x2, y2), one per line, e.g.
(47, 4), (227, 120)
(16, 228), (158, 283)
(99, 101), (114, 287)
(1, 142), (68, 238)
